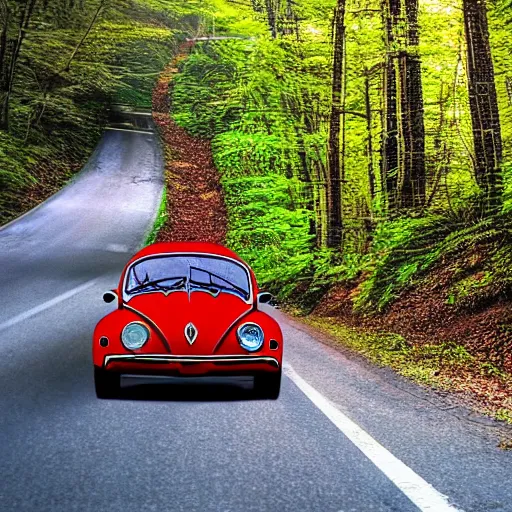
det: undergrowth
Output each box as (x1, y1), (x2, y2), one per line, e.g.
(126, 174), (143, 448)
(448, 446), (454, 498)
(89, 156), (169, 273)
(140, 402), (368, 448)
(353, 207), (512, 313)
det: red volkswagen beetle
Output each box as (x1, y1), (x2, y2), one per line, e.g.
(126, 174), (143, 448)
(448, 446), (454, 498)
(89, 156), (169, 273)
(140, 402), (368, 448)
(93, 242), (283, 399)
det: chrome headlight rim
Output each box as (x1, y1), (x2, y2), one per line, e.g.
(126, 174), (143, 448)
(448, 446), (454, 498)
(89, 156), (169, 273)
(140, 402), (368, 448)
(121, 321), (150, 350)
(237, 322), (264, 352)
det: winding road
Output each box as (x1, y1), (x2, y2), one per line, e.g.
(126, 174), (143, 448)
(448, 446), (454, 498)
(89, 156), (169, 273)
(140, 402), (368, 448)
(0, 116), (511, 512)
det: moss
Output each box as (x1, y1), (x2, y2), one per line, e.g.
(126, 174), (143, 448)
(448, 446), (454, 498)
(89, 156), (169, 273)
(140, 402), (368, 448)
(495, 409), (512, 423)
(303, 316), (470, 382)
(448, 271), (493, 303)
(145, 187), (167, 246)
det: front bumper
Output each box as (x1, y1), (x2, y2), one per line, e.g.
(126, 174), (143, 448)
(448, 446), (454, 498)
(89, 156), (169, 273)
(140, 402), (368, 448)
(103, 354), (280, 376)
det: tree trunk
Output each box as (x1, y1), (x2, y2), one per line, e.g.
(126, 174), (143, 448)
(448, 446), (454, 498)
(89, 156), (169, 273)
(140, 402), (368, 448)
(326, 0), (345, 248)
(0, 2), (9, 128)
(398, 0), (426, 209)
(265, 0), (277, 39)
(463, 0), (503, 206)
(364, 73), (375, 199)
(282, 0), (294, 35)
(0, 2), (8, 81)
(0, 0), (38, 131)
(381, 0), (400, 212)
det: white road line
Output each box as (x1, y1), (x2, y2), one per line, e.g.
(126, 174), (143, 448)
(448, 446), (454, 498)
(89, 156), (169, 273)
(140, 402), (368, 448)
(0, 279), (99, 332)
(105, 127), (154, 135)
(106, 243), (130, 253)
(283, 363), (462, 512)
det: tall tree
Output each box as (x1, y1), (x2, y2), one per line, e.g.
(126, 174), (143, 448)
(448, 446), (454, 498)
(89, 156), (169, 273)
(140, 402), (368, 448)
(265, 0), (277, 38)
(326, 0), (346, 248)
(381, 0), (426, 212)
(0, 0), (38, 131)
(462, 0), (503, 206)
(398, 0), (426, 209)
(381, 0), (400, 212)
(364, 69), (376, 200)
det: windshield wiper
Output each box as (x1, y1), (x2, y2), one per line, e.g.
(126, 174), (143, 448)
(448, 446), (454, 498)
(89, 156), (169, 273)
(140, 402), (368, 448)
(189, 280), (222, 297)
(190, 281), (249, 299)
(189, 267), (249, 300)
(128, 276), (186, 294)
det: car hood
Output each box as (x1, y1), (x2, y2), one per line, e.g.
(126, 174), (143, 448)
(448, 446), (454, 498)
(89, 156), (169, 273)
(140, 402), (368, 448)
(124, 290), (253, 354)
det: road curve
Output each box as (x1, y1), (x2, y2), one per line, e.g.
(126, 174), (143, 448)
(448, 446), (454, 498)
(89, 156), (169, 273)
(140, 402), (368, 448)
(0, 122), (511, 512)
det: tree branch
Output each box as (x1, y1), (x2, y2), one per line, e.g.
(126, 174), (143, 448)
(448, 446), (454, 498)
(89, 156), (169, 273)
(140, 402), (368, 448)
(64, 0), (105, 72)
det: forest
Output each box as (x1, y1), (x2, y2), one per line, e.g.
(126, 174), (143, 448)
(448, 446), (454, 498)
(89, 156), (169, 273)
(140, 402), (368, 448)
(165, 0), (512, 379)
(1, 0), (511, 415)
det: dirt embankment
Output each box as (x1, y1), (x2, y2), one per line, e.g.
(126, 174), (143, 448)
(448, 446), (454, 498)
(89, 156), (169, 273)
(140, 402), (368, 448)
(152, 46), (227, 245)
(311, 265), (512, 424)
(314, 265), (512, 373)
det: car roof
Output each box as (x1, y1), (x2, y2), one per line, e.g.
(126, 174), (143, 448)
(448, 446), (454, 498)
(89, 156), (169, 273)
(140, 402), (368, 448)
(126, 242), (247, 267)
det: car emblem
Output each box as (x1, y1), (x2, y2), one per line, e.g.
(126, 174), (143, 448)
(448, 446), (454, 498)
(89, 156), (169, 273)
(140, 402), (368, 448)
(184, 322), (198, 345)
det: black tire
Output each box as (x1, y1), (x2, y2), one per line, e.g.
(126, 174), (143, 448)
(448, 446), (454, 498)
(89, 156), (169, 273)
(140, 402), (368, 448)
(94, 366), (121, 399)
(254, 371), (281, 400)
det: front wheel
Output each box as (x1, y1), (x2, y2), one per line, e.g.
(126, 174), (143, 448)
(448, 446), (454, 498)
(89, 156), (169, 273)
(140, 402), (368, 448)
(94, 366), (121, 399)
(254, 371), (281, 400)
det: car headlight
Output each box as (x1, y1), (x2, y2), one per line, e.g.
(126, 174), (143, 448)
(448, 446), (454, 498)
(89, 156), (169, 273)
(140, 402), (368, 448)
(237, 323), (264, 352)
(121, 322), (149, 350)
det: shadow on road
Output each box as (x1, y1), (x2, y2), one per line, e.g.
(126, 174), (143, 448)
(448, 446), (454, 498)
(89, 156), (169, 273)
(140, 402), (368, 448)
(113, 375), (266, 402)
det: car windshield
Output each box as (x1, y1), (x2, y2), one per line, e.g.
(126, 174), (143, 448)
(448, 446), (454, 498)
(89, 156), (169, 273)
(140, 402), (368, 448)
(125, 254), (251, 301)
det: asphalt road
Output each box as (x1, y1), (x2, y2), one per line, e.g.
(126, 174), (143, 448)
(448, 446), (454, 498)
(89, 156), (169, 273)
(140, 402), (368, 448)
(0, 120), (511, 512)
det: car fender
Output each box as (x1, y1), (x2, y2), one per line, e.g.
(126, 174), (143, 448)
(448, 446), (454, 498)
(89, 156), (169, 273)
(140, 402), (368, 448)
(214, 310), (283, 359)
(92, 309), (170, 367)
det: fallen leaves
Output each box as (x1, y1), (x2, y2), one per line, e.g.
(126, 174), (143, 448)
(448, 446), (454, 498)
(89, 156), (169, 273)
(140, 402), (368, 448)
(152, 49), (227, 245)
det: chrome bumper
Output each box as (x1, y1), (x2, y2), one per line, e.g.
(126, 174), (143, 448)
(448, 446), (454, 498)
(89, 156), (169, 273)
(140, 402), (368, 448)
(104, 354), (280, 369)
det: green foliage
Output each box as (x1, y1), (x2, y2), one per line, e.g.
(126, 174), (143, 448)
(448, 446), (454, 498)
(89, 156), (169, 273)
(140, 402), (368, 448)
(205, 0), (268, 36)
(172, 39), (317, 296)
(0, 134), (36, 219)
(353, 216), (450, 311)
(172, 45), (244, 137)
(496, 409), (512, 424)
(145, 187), (168, 246)
(213, 131), (289, 178)
(352, 210), (512, 313)
(222, 173), (314, 295)
(93, 22), (175, 107)
(447, 271), (493, 304)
